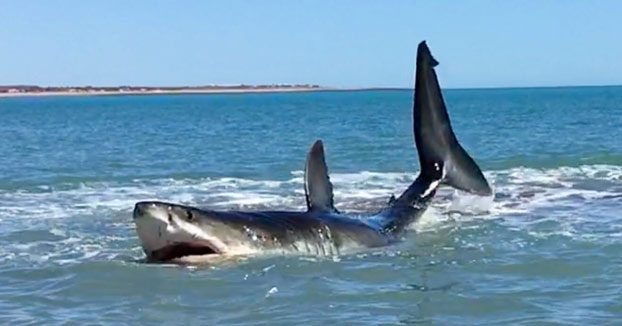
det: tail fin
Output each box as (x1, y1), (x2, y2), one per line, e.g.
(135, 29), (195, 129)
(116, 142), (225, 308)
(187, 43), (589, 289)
(413, 41), (492, 196)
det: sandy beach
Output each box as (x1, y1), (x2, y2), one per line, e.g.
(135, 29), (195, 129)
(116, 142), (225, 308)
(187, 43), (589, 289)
(0, 86), (339, 98)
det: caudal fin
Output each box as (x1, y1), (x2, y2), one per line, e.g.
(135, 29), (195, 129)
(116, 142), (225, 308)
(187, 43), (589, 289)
(413, 41), (492, 196)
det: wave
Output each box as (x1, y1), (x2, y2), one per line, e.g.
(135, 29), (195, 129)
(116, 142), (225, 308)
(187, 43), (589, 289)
(1, 164), (620, 219)
(0, 164), (620, 265)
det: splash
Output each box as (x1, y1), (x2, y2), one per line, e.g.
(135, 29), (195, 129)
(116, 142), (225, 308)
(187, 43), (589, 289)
(0, 165), (620, 221)
(0, 164), (621, 266)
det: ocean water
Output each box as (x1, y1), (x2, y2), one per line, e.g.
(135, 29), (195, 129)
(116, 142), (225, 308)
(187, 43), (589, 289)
(0, 87), (621, 325)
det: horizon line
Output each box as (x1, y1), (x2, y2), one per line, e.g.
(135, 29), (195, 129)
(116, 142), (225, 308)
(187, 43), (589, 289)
(1, 83), (621, 93)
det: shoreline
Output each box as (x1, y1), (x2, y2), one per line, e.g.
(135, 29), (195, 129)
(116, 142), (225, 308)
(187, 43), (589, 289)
(0, 87), (346, 98)
(2, 84), (620, 98)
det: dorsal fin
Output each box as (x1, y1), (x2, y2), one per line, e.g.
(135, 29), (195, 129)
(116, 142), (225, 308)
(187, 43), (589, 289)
(304, 140), (336, 212)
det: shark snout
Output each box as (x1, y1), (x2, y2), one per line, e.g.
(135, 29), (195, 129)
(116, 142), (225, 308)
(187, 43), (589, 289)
(133, 202), (151, 219)
(133, 201), (171, 219)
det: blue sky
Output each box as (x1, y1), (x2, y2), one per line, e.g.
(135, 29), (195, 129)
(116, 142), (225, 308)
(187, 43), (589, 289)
(0, 1), (621, 88)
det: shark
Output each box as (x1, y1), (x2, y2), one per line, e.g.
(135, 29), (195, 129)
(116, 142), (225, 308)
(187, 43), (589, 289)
(132, 41), (492, 263)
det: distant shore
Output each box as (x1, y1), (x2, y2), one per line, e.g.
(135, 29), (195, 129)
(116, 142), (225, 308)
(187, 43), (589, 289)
(2, 84), (620, 99)
(0, 84), (344, 98)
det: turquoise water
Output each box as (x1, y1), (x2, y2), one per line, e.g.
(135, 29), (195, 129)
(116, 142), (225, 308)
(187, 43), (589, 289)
(1, 87), (621, 325)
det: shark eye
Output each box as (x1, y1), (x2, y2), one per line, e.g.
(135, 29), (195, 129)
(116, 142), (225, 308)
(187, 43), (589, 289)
(187, 211), (194, 221)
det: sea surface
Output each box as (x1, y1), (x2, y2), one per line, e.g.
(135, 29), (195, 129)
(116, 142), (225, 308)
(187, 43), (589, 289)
(1, 87), (621, 325)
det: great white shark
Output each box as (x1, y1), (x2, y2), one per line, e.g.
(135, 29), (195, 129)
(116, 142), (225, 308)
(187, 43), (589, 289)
(133, 41), (493, 263)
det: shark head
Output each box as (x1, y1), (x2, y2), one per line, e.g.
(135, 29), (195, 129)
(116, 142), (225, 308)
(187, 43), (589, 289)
(133, 201), (260, 261)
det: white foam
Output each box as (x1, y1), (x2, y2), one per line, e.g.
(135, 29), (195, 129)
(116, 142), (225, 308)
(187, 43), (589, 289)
(1, 165), (620, 222)
(447, 190), (495, 215)
(0, 164), (621, 265)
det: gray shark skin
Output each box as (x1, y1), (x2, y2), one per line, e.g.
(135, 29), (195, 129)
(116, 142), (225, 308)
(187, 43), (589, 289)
(133, 41), (492, 263)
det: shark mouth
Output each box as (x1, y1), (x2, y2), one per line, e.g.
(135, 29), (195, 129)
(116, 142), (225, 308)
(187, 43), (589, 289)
(148, 242), (220, 262)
